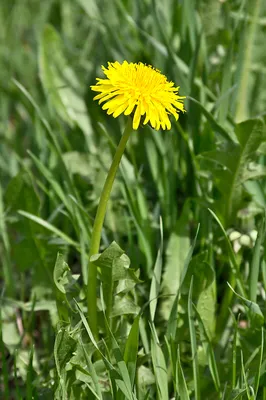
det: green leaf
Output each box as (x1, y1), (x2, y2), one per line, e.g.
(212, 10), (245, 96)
(181, 251), (215, 297)
(197, 280), (216, 341)
(54, 253), (79, 296)
(203, 118), (266, 224)
(54, 328), (76, 377)
(111, 296), (140, 317)
(242, 163), (266, 182)
(115, 269), (141, 295)
(53, 253), (80, 320)
(244, 180), (266, 209)
(90, 241), (130, 281)
(91, 241), (139, 319)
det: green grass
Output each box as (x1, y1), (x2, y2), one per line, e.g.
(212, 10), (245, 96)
(1, 0), (266, 399)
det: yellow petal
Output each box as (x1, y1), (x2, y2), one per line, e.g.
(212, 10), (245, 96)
(124, 100), (136, 116)
(133, 104), (141, 130)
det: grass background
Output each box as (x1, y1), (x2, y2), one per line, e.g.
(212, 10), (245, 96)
(1, 0), (266, 398)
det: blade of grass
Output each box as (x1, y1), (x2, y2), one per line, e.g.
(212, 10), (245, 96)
(240, 350), (252, 400)
(18, 210), (80, 249)
(14, 350), (22, 400)
(124, 315), (140, 388)
(149, 217), (163, 321)
(193, 305), (221, 393)
(120, 183), (153, 276)
(208, 209), (241, 282)
(100, 296), (136, 400)
(254, 328), (264, 397)
(208, 208), (246, 334)
(217, 0), (247, 124)
(227, 282), (264, 328)
(166, 292), (180, 340)
(0, 183), (13, 296)
(181, 0), (197, 51)
(177, 347), (190, 400)
(26, 346), (34, 400)
(150, 323), (169, 400)
(232, 312), (238, 390)
(74, 300), (113, 369)
(249, 217), (265, 302)
(235, 0), (263, 122)
(187, 96), (233, 142)
(79, 339), (103, 400)
(188, 30), (202, 96)
(180, 224), (200, 288)
(166, 224), (200, 339)
(0, 307), (9, 399)
(12, 79), (84, 210)
(188, 277), (200, 400)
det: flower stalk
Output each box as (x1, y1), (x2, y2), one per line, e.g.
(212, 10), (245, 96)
(87, 118), (132, 337)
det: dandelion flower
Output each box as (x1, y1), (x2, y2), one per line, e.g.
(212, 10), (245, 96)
(91, 61), (185, 130)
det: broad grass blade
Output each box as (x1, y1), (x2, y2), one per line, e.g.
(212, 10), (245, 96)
(124, 315), (140, 387)
(149, 217), (163, 321)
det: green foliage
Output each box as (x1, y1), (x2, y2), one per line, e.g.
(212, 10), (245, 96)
(201, 119), (266, 225)
(1, 0), (266, 399)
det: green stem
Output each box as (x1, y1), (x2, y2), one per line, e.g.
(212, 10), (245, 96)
(87, 118), (132, 338)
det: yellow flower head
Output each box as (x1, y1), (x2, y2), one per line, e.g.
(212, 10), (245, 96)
(91, 61), (185, 131)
